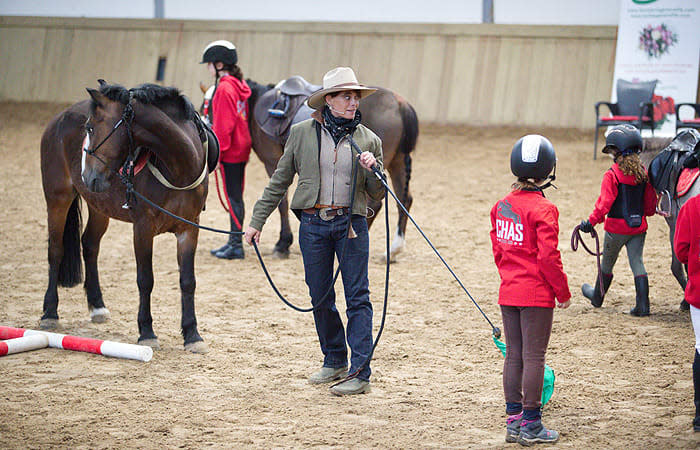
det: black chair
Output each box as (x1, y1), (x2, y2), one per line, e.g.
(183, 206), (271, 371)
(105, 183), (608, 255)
(594, 79), (657, 159)
(675, 103), (700, 133)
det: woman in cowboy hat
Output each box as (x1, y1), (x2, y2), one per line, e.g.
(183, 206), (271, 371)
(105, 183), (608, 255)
(244, 67), (385, 396)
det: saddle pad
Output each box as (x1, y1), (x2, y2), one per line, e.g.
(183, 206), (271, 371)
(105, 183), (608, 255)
(118, 149), (151, 176)
(676, 167), (700, 198)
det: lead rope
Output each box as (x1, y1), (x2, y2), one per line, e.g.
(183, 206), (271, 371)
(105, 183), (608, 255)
(570, 224), (604, 297)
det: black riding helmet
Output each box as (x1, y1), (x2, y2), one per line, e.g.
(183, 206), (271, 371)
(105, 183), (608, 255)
(510, 134), (557, 181)
(602, 124), (643, 156)
(200, 40), (238, 66)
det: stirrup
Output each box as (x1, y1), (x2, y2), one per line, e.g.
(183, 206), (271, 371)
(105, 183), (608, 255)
(268, 96), (289, 118)
(656, 190), (671, 217)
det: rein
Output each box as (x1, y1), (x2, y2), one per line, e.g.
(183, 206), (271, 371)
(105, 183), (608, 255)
(570, 225), (605, 298)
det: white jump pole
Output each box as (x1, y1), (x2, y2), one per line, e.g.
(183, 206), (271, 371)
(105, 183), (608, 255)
(0, 326), (152, 362)
(0, 334), (49, 356)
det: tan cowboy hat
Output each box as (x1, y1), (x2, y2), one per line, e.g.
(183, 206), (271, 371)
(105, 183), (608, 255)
(307, 67), (376, 110)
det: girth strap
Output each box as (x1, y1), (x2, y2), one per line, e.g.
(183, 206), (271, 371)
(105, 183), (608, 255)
(147, 135), (209, 191)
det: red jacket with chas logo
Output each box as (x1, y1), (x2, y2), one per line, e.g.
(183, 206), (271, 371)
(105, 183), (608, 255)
(490, 189), (571, 308)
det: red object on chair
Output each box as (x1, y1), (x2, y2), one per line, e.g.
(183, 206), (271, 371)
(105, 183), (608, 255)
(594, 79), (657, 159)
(675, 103), (700, 134)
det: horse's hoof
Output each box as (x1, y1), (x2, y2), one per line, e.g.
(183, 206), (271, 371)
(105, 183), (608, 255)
(90, 307), (111, 323)
(138, 338), (160, 350)
(272, 250), (290, 259)
(382, 252), (399, 264)
(184, 341), (209, 354)
(383, 232), (405, 263)
(39, 318), (59, 330)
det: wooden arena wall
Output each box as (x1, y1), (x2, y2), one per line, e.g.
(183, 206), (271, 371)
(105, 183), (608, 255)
(0, 16), (643, 128)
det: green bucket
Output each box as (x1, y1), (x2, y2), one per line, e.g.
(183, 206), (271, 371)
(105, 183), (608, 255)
(493, 335), (555, 406)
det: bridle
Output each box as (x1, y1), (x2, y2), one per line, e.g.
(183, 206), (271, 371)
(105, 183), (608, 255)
(84, 102), (135, 162)
(83, 99), (209, 207)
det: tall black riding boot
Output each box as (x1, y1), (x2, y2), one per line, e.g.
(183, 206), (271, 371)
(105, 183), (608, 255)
(629, 274), (650, 317)
(582, 273), (613, 308)
(694, 350), (700, 432)
(215, 201), (244, 260)
(211, 216), (236, 256)
(216, 233), (244, 259)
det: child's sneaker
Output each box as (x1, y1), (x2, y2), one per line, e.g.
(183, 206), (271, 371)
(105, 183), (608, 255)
(505, 412), (522, 443)
(517, 419), (559, 446)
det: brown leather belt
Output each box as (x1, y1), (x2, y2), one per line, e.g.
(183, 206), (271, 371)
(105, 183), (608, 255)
(303, 205), (350, 221)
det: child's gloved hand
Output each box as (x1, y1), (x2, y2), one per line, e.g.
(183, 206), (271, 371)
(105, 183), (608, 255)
(579, 219), (593, 233)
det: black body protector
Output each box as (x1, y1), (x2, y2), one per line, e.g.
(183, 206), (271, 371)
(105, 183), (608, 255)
(608, 169), (644, 228)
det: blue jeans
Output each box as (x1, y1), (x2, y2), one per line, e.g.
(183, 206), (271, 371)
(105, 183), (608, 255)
(299, 212), (373, 381)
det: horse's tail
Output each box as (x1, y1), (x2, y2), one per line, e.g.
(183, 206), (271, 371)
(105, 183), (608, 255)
(58, 196), (83, 287)
(397, 97), (419, 156)
(397, 97), (419, 203)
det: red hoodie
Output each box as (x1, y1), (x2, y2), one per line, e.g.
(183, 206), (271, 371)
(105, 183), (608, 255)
(588, 163), (657, 235)
(674, 195), (700, 309)
(212, 75), (252, 164)
(490, 189), (571, 308)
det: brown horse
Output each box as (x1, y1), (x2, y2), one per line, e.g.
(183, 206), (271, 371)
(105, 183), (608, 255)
(41, 80), (217, 353)
(203, 79), (419, 260)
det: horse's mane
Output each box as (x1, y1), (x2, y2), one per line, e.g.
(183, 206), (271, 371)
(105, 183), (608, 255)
(95, 81), (197, 121)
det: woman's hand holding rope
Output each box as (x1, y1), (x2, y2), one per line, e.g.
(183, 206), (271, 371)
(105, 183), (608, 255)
(244, 226), (261, 246)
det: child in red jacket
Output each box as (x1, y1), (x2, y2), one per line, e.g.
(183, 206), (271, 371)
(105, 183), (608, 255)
(674, 191), (700, 432)
(490, 135), (571, 446)
(201, 40), (253, 260)
(579, 125), (657, 315)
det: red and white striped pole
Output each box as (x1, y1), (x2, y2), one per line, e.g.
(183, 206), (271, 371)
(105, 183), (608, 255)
(0, 334), (49, 356)
(0, 326), (152, 362)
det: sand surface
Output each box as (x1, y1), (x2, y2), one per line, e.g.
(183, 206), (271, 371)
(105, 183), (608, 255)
(1, 102), (698, 448)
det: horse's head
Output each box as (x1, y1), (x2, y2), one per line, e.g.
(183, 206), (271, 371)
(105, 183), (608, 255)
(82, 80), (133, 193)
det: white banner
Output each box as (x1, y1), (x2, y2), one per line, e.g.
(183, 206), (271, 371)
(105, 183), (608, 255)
(612, 0), (700, 136)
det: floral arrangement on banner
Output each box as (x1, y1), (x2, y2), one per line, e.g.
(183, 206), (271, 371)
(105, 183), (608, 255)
(638, 23), (678, 59)
(652, 94), (675, 128)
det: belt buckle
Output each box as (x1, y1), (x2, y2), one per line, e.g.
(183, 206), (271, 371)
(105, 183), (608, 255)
(318, 207), (334, 221)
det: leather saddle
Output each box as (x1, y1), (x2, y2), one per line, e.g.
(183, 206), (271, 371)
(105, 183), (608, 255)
(648, 129), (700, 198)
(253, 76), (322, 145)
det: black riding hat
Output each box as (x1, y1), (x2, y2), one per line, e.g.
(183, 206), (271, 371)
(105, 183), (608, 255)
(602, 124), (643, 155)
(200, 40), (238, 66)
(510, 135), (556, 180)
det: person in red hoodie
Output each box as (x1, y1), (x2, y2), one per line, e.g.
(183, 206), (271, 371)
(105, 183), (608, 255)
(490, 135), (571, 446)
(579, 124), (657, 316)
(673, 165), (700, 432)
(201, 40), (253, 259)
